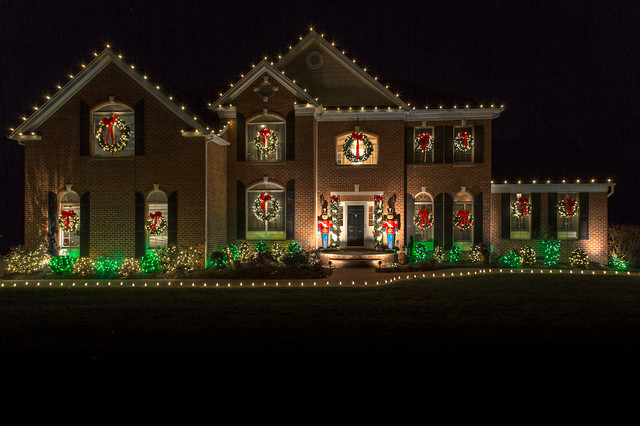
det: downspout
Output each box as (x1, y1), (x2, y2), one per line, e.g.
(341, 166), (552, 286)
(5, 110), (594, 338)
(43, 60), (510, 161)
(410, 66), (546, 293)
(314, 110), (319, 250)
(607, 183), (615, 198)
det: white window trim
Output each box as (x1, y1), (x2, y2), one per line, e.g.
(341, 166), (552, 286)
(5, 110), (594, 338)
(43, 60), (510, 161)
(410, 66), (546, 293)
(59, 189), (80, 254)
(414, 192), (435, 242)
(91, 102), (135, 157)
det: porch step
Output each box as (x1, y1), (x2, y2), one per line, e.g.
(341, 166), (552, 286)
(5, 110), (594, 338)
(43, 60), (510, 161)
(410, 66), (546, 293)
(318, 250), (397, 268)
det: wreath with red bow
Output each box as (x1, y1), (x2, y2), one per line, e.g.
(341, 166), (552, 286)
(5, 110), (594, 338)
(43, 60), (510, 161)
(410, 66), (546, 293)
(558, 198), (579, 218)
(453, 130), (474, 153)
(414, 132), (434, 153)
(95, 114), (134, 154)
(145, 211), (167, 235)
(453, 209), (474, 231)
(414, 208), (434, 229)
(252, 192), (281, 222)
(58, 209), (79, 232)
(511, 197), (531, 218)
(253, 127), (279, 156)
(343, 131), (374, 163)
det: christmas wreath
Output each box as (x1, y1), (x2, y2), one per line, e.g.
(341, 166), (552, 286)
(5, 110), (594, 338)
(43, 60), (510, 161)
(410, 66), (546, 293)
(453, 130), (474, 153)
(253, 192), (281, 222)
(453, 209), (474, 231)
(558, 198), (579, 218)
(414, 132), (434, 152)
(253, 128), (279, 156)
(58, 210), (79, 232)
(343, 131), (374, 163)
(414, 208), (434, 229)
(511, 197), (531, 218)
(145, 211), (167, 235)
(95, 114), (134, 154)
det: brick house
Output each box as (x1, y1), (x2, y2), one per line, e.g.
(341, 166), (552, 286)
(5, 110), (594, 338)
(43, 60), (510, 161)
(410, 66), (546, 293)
(8, 31), (614, 265)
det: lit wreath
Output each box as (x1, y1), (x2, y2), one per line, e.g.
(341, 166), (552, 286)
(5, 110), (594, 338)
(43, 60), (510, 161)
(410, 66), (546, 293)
(343, 131), (374, 163)
(511, 197), (531, 218)
(558, 198), (579, 218)
(58, 210), (79, 232)
(453, 209), (474, 231)
(453, 130), (474, 153)
(414, 208), (434, 229)
(253, 193), (281, 222)
(253, 128), (279, 156)
(95, 114), (134, 154)
(414, 132), (434, 153)
(145, 211), (167, 235)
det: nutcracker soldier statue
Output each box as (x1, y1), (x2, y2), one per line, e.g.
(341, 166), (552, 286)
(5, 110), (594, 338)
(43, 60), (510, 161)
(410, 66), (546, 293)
(382, 193), (400, 250)
(318, 194), (333, 249)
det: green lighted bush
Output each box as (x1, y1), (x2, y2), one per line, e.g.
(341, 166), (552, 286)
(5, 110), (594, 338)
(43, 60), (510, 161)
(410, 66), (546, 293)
(500, 250), (523, 268)
(94, 257), (119, 277)
(542, 239), (561, 266)
(413, 244), (430, 262)
(609, 256), (628, 270)
(222, 244), (238, 263)
(448, 246), (462, 263)
(49, 255), (75, 274)
(140, 253), (160, 274)
(287, 241), (302, 255)
(209, 251), (226, 269)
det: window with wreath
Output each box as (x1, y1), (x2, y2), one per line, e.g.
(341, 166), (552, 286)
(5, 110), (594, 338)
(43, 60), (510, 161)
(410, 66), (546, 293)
(247, 116), (285, 161)
(414, 193), (434, 243)
(92, 103), (135, 157)
(453, 192), (474, 245)
(59, 190), (80, 252)
(557, 192), (579, 240)
(246, 182), (286, 239)
(336, 131), (378, 165)
(453, 126), (473, 164)
(147, 190), (168, 249)
(413, 128), (435, 163)
(510, 193), (531, 239)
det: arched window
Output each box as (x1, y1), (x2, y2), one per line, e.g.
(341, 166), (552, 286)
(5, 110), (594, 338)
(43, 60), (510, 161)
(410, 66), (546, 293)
(92, 102), (135, 157)
(246, 115), (286, 161)
(147, 189), (168, 248)
(59, 189), (80, 253)
(414, 192), (434, 242)
(336, 131), (379, 165)
(246, 181), (286, 240)
(453, 191), (473, 244)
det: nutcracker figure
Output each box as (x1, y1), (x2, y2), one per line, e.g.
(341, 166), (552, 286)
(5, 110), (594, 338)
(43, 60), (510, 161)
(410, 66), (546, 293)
(382, 193), (400, 249)
(318, 194), (333, 249)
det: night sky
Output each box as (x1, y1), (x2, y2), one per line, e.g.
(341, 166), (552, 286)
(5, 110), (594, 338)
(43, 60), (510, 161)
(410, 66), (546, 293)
(1, 0), (638, 253)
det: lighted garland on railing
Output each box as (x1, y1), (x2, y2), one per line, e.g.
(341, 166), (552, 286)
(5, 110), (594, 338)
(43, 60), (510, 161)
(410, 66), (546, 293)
(95, 114), (134, 154)
(253, 128), (279, 156)
(253, 193), (281, 222)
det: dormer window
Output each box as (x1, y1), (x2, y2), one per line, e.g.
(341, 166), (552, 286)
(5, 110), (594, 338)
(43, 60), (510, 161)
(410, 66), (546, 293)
(92, 103), (135, 157)
(247, 115), (285, 162)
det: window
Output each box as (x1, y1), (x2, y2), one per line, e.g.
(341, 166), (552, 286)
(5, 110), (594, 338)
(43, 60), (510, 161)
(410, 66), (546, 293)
(247, 115), (285, 161)
(510, 193), (531, 239)
(246, 182), (286, 240)
(558, 192), (579, 240)
(453, 192), (473, 244)
(147, 190), (168, 249)
(336, 132), (378, 165)
(92, 103), (135, 157)
(59, 190), (80, 252)
(453, 126), (473, 164)
(413, 127), (435, 163)
(414, 192), (434, 242)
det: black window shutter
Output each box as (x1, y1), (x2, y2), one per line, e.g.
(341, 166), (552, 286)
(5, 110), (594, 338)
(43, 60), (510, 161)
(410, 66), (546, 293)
(444, 126), (454, 164)
(405, 127), (414, 164)
(579, 192), (589, 240)
(135, 191), (146, 258)
(286, 111), (295, 161)
(434, 126), (444, 164)
(47, 191), (58, 256)
(473, 192), (483, 244)
(236, 113), (246, 162)
(434, 193), (444, 247)
(80, 101), (90, 156)
(444, 193), (453, 249)
(286, 179), (295, 240)
(501, 193), (511, 239)
(474, 125), (484, 163)
(168, 191), (178, 246)
(405, 193), (414, 249)
(237, 181), (246, 239)
(531, 193), (541, 239)
(80, 192), (90, 257)
(135, 99), (145, 156)
(547, 193), (558, 237)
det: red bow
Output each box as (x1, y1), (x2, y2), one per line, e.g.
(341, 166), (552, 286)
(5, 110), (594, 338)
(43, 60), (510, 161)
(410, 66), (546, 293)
(518, 197), (529, 216)
(149, 211), (163, 231)
(260, 193), (271, 210)
(458, 209), (471, 227)
(331, 195), (339, 203)
(419, 133), (431, 150)
(101, 114), (118, 145)
(352, 131), (364, 157)
(375, 195), (383, 204)
(564, 198), (576, 216)
(259, 128), (271, 147)
(418, 208), (431, 227)
(61, 210), (75, 230)
(458, 130), (470, 148)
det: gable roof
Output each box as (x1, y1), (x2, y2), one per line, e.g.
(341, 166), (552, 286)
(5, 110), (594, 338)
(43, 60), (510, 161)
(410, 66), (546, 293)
(8, 47), (208, 142)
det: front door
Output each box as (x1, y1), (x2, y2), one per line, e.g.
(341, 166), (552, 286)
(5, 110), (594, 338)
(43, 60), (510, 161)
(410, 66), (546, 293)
(347, 205), (365, 246)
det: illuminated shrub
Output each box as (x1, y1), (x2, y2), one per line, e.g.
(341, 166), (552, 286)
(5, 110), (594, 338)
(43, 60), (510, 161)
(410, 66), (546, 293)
(237, 241), (251, 262)
(252, 241), (275, 264)
(500, 250), (523, 268)
(270, 242), (286, 262)
(73, 257), (96, 276)
(222, 244), (238, 263)
(413, 244), (430, 262)
(209, 251), (226, 269)
(49, 255), (75, 274)
(569, 248), (589, 268)
(118, 258), (142, 277)
(287, 241), (302, 255)
(431, 246), (446, 264)
(542, 239), (561, 266)
(140, 253), (160, 274)
(94, 257), (119, 277)
(448, 246), (462, 263)
(155, 245), (202, 277)
(519, 245), (537, 266)
(609, 256), (628, 270)
(469, 245), (482, 263)
(4, 245), (51, 275)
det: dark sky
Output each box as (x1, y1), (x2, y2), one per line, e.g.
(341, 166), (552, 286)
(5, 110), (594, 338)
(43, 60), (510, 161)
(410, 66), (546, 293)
(1, 0), (638, 251)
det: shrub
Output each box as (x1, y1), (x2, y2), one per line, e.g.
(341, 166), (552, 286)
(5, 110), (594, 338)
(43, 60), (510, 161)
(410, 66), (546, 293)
(431, 246), (446, 264)
(569, 248), (589, 268)
(271, 242), (286, 262)
(222, 244), (238, 263)
(73, 257), (96, 276)
(118, 258), (142, 277)
(252, 241), (276, 264)
(237, 241), (251, 262)
(609, 225), (640, 268)
(282, 243), (311, 267)
(287, 241), (302, 255)
(155, 245), (202, 277)
(448, 246), (462, 263)
(413, 244), (430, 262)
(49, 255), (75, 274)
(209, 251), (226, 269)
(500, 250), (522, 268)
(541, 239), (561, 266)
(4, 245), (51, 275)
(609, 256), (628, 270)
(140, 253), (161, 274)
(94, 257), (119, 277)
(469, 245), (482, 263)
(519, 245), (536, 266)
